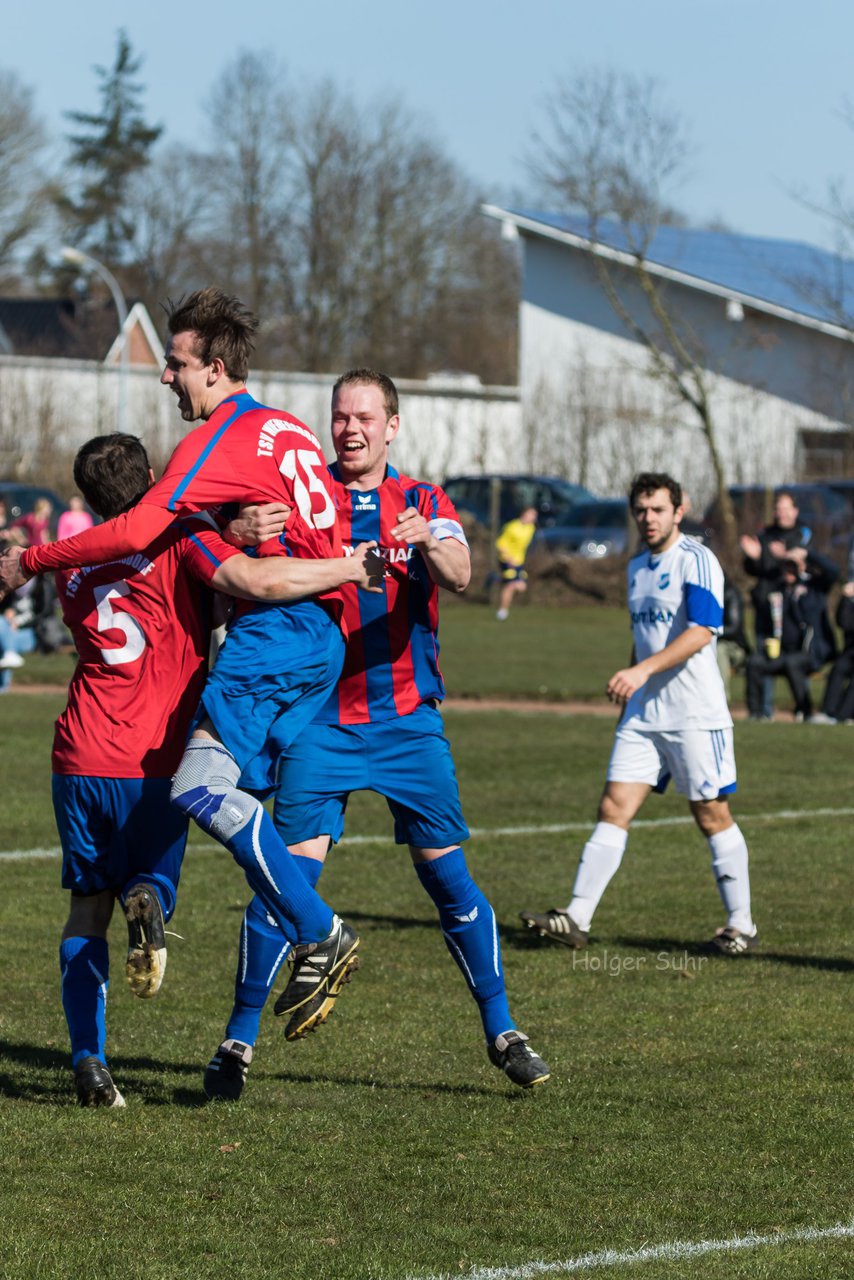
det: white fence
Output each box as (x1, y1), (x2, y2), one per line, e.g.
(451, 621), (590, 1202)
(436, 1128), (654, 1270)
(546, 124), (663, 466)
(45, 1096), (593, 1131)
(0, 356), (522, 486)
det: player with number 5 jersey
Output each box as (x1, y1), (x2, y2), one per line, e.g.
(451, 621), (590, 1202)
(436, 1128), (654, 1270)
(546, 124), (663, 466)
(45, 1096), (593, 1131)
(53, 431), (383, 1108)
(20, 289), (369, 1048)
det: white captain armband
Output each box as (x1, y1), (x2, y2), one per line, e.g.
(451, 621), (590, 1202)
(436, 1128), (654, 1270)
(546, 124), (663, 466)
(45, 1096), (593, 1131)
(428, 518), (469, 549)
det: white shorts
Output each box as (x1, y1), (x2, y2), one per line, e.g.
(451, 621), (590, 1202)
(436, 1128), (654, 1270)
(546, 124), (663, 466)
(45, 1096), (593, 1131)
(607, 725), (737, 802)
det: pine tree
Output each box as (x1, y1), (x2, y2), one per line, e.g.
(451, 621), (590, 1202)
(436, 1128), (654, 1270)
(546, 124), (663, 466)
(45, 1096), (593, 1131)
(60, 30), (162, 265)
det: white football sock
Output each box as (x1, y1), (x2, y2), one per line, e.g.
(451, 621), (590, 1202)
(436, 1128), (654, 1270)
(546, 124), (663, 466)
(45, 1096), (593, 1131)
(708, 823), (754, 934)
(568, 822), (628, 932)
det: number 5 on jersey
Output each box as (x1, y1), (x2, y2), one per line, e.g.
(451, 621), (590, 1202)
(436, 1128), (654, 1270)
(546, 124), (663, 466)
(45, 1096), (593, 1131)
(94, 580), (146, 666)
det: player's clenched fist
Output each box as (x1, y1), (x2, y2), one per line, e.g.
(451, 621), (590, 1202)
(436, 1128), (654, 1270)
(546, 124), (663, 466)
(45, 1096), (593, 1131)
(350, 542), (386, 592)
(392, 506), (433, 548)
(0, 545), (28, 593)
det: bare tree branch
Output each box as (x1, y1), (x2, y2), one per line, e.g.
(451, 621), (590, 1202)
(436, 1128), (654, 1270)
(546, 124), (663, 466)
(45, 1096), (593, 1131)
(528, 68), (738, 555)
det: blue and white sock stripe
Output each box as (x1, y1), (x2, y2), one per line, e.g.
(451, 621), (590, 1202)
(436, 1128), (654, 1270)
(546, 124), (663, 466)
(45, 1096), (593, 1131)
(238, 911), (252, 983)
(87, 959), (108, 1003)
(249, 807), (281, 896)
(442, 931), (476, 989)
(266, 944), (290, 988)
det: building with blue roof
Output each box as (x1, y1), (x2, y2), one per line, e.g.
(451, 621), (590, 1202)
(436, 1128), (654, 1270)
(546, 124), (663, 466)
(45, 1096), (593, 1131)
(484, 205), (854, 501)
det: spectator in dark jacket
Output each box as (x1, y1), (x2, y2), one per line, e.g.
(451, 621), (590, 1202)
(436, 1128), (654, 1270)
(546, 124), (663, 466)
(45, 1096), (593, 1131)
(740, 490), (811, 640)
(815, 537), (854, 723)
(745, 547), (838, 721)
(716, 576), (751, 702)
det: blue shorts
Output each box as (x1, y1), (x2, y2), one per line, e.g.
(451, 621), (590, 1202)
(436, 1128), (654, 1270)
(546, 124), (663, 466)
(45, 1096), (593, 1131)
(273, 703), (470, 849)
(499, 561), (527, 583)
(197, 600), (345, 793)
(52, 775), (187, 915)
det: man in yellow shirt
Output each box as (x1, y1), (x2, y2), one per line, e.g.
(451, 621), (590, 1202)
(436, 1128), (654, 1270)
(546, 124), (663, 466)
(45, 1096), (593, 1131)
(495, 506), (537, 620)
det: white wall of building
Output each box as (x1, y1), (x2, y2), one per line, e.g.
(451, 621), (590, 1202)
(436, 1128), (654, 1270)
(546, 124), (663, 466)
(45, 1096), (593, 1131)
(518, 235), (854, 505)
(0, 357), (522, 486)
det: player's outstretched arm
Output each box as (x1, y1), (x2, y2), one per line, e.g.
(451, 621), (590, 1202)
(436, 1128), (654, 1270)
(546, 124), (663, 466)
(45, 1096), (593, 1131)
(19, 503), (175, 578)
(391, 507), (471, 593)
(607, 627), (713, 704)
(211, 541), (385, 602)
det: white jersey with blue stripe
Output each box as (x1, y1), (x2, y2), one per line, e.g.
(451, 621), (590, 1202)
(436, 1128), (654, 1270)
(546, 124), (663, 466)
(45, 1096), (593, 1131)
(622, 533), (732, 732)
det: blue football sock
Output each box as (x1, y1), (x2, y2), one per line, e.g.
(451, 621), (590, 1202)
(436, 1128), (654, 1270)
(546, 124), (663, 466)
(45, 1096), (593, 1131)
(171, 741), (334, 943)
(59, 936), (109, 1067)
(224, 807), (334, 943)
(415, 848), (515, 1043)
(224, 856), (325, 1047)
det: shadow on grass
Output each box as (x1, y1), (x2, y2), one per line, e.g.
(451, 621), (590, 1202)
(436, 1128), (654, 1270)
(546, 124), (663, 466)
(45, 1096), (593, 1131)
(0, 1040), (535, 1106)
(613, 934), (714, 957)
(496, 922), (566, 950)
(341, 910), (436, 932)
(501, 928), (854, 972)
(272, 1067), (506, 1099)
(608, 937), (854, 972)
(749, 951), (854, 972)
(0, 1039), (209, 1106)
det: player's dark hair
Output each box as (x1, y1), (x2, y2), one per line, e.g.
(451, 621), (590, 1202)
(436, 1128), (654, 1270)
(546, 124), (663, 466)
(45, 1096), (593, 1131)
(775, 488), (798, 508)
(73, 434), (151, 520)
(165, 287), (258, 382)
(332, 368), (399, 419)
(629, 472), (683, 511)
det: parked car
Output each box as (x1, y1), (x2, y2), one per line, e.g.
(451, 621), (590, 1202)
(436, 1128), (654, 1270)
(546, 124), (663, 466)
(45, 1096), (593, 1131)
(442, 474), (594, 531)
(0, 483), (68, 538)
(701, 484), (850, 555)
(535, 497), (631, 558)
(824, 478), (854, 515)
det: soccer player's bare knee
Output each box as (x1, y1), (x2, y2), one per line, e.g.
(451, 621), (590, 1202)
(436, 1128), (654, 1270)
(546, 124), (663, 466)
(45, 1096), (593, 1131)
(408, 845), (458, 864)
(287, 836), (331, 861)
(171, 739), (260, 840)
(63, 890), (114, 940)
(691, 799), (732, 838)
(598, 783), (643, 829)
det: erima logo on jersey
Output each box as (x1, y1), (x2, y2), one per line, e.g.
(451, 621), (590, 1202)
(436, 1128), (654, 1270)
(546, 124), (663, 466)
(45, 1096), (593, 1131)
(355, 494), (377, 511)
(631, 608), (674, 625)
(454, 907), (479, 923)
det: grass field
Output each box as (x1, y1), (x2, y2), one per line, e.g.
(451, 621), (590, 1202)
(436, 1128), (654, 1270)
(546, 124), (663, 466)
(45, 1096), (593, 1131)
(1, 605), (851, 1279)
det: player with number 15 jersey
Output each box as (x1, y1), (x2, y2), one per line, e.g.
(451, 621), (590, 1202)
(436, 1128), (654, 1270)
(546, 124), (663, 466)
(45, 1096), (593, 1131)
(24, 392), (346, 782)
(25, 391), (344, 623)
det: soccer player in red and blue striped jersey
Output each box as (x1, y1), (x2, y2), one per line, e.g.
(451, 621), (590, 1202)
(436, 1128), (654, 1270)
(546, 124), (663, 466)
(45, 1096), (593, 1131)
(7, 290), (371, 1045)
(55, 432), (382, 1106)
(205, 371), (551, 1098)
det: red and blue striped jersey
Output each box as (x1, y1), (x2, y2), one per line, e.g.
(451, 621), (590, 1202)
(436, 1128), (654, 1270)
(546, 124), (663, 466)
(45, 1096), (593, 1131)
(52, 515), (240, 777)
(24, 391), (344, 624)
(315, 465), (469, 725)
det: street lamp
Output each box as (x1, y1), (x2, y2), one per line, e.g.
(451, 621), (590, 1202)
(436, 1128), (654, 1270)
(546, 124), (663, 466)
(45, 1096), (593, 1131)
(60, 246), (129, 435)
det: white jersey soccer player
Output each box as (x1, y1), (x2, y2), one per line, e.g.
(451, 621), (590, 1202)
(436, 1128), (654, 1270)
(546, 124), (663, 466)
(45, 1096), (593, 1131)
(521, 472), (758, 956)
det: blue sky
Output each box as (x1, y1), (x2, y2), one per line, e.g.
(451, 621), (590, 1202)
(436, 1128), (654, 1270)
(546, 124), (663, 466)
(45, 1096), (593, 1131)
(8, 0), (853, 247)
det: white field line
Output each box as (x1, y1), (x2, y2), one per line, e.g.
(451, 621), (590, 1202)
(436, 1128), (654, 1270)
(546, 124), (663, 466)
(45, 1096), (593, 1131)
(406, 1220), (854, 1280)
(2, 805), (854, 864)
